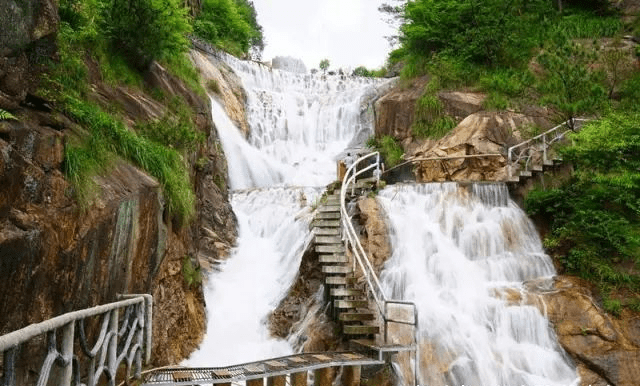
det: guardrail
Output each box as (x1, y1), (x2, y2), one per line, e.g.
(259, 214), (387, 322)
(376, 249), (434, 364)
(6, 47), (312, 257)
(339, 152), (419, 386)
(0, 294), (152, 386)
(507, 118), (589, 178)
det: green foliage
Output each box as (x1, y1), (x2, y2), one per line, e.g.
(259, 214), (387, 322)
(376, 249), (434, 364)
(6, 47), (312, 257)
(548, 10), (622, 39)
(367, 135), (404, 168)
(0, 109), (17, 121)
(100, 0), (192, 69)
(536, 39), (608, 122)
(64, 97), (196, 223)
(603, 297), (623, 317)
(194, 0), (264, 58)
(399, 0), (550, 67)
(182, 255), (202, 288)
(207, 79), (222, 94)
(411, 78), (457, 139)
(352, 66), (387, 78)
(319, 59), (330, 73)
(135, 98), (205, 152)
(525, 113), (640, 294)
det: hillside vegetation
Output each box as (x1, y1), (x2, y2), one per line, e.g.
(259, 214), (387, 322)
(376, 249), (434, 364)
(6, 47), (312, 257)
(378, 0), (640, 312)
(46, 0), (263, 223)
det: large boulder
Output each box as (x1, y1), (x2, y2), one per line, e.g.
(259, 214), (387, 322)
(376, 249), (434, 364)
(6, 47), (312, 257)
(409, 111), (543, 182)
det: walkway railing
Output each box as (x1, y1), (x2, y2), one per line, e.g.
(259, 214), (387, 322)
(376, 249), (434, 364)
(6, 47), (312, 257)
(339, 152), (419, 386)
(507, 118), (589, 178)
(0, 294), (152, 386)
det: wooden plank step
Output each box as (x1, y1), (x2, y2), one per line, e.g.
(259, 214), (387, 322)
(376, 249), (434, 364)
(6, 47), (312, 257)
(350, 339), (416, 353)
(314, 228), (340, 236)
(519, 170), (532, 177)
(312, 220), (340, 228)
(335, 299), (368, 309)
(343, 325), (379, 335)
(322, 265), (352, 274)
(325, 276), (347, 285)
(318, 205), (340, 213)
(319, 254), (348, 264)
(339, 312), (375, 322)
(330, 288), (363, 297)
(316, 235), (342, 244)
(316, 212), (341, 220)
(316, 245), (345, 254)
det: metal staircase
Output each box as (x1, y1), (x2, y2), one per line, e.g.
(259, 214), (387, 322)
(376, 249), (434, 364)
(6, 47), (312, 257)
(311, 152), (419, 385)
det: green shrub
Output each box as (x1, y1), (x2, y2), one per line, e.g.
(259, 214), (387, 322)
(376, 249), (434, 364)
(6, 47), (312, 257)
(182, 255), (202, 288)
(135, 99), (205, 152)
(207, 79), (222, 94)
(100, 0), (192, 69)
(525, 113), (640, 293)
(194, 0), (264, 58)
(367, 135), (404, 168)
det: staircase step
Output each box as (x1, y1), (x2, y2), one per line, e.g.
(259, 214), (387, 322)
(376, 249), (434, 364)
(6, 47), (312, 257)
(519, 170), (532, 177)
(312, 220), (340, 228)
(335, 299), (369, 309)
(322, 265), (352, 275)
(318, 205), (340, 213)
(319, 254), (348, 264)
(330, 288), (363, 297)
(531, 165), (543, 172)
(316, 212), (341, 220)
(506, 175), (520, 183)
(543, 160), (554, 167)
(339, 312), (375, 322)
(316, 245), (345, 254)
(314, 228), (340, 236)
(350, 338), (416, 353)
(325, 276), (347, 285)
(343, 325), (379, 335)
(316, 236), (342, 244)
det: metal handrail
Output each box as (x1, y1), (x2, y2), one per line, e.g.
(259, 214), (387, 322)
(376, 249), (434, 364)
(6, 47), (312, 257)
(0, 294), (153, 386)
(339, 152), (419, 386)
(507, 118), (589, 178)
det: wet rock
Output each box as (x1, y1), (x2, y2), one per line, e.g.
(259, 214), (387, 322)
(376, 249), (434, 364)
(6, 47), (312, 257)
(356, 197), (392, 275)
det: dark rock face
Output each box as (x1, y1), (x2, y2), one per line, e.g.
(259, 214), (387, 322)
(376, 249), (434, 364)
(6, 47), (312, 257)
(1, 37), (237, 380)
(0, 0), (59, 109)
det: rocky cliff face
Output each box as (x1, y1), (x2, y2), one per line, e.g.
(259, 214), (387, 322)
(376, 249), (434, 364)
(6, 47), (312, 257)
(0, 4), (239, 372)
(517, 277), (640, 386)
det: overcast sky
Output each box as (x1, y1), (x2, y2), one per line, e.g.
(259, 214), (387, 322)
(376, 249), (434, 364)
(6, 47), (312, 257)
(251, 0), (398, 70)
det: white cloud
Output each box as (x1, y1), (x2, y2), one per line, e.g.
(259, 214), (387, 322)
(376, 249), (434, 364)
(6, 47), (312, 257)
(252, 0), (397, 70)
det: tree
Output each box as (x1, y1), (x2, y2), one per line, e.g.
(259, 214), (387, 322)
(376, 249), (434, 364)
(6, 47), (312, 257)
(537, 39), (607, 125)
(319, 59), (330, 73)
(101, 0), (192, 69)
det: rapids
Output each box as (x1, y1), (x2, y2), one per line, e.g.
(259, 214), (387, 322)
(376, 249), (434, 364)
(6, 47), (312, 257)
(377, 183), (579, 386)
(187, 55), (389, 365)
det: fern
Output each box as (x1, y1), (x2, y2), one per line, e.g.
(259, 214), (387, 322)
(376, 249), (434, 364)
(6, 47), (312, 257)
(0, 109), (17, 121)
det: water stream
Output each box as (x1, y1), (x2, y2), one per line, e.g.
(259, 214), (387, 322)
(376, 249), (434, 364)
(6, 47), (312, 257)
(377, 183), (579, 386)
(187, 55), (388, 365)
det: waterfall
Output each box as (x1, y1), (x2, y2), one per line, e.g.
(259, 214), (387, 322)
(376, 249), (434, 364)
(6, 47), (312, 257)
(187, 55), (390, 365)
(377, 183), (579, 386)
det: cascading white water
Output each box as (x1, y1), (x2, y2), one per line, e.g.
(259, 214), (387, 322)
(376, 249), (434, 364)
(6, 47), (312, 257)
(187, 55), (390, 366)
(377, 183), (579, 386)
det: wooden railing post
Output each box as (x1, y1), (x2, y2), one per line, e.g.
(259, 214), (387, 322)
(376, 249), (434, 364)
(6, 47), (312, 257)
(58, 322), (75, 386)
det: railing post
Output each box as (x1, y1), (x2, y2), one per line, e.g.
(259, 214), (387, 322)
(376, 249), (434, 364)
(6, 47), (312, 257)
(507, 148), (513, 178)
(2, 347), (17, 386)
(543, 134), (547, 164)
(58, 322), (75, 386)
(108, 309), (118, 377)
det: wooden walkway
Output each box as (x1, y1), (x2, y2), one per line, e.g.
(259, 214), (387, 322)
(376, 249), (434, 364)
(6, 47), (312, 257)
(142, 351), (383, 385)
